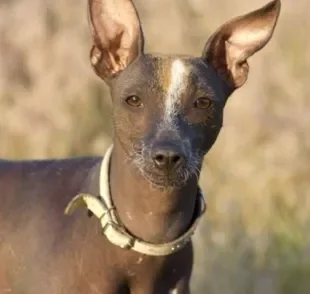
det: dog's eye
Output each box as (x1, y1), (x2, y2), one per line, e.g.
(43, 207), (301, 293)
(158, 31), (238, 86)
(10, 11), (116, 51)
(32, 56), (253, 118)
(193, 97), (212, 109)
(125, 95), (143, 107)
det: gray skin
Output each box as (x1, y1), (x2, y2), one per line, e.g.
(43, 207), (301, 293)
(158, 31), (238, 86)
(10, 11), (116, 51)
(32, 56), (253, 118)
(0, 0), (281, 293)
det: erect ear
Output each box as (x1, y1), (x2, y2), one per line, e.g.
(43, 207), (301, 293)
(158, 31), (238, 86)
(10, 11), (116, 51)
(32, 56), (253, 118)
(202, 0), (281, 89)
(88, 0), (144, 81)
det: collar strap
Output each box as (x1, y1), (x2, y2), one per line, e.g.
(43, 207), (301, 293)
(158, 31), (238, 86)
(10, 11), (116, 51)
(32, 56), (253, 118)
(64, 145), (206, 256)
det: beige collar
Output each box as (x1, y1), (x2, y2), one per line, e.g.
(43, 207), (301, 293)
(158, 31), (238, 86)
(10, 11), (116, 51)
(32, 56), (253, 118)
(65, 145), (206, 256)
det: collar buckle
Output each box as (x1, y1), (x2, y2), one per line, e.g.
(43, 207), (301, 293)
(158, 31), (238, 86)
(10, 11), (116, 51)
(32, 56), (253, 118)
(102, 220), (136, 250)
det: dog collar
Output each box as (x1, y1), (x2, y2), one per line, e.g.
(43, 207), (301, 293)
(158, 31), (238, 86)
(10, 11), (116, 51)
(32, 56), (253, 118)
(65, 145), (206, 256)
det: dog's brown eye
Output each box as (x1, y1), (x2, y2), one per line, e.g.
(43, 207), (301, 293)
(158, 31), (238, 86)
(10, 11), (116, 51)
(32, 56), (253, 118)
(194, 97), (212, 109)
(125, 95), (143, 107)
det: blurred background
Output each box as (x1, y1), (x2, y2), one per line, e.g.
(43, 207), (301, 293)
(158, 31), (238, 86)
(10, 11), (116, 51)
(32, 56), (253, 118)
(0, 0), (309, 293)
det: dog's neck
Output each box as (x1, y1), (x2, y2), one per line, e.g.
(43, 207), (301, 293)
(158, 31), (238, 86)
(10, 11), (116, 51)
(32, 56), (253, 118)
(109, 142), (199, 244)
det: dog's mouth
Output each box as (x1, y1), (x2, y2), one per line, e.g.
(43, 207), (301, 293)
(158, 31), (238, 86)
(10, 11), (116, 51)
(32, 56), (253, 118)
(131, 145), (202, 189)
(140, 167), (193, 188)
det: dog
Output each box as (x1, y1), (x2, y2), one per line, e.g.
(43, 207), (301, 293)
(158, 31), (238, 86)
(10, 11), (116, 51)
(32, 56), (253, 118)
(0, 0), (281, 293)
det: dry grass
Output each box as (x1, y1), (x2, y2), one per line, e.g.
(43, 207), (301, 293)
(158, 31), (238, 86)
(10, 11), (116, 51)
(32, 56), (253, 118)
(1, 0), (309, 293)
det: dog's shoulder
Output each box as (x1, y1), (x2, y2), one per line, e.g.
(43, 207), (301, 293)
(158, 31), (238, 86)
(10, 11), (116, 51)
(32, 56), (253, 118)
(0, 156), (103, 181)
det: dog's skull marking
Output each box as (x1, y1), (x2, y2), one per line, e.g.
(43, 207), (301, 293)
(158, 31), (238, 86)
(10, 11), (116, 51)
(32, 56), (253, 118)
(164, 59), (188, 126)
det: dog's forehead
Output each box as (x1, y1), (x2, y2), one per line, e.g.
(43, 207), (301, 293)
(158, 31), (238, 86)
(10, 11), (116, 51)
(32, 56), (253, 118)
(140, 55), (214, 123)
(140, 55), (232, 102)
(113, 54), (223, 102)
(151, 55), (207, 91)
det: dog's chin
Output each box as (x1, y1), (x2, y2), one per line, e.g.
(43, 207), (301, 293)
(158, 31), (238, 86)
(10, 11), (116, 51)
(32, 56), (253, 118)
(136, 165), (192, 189)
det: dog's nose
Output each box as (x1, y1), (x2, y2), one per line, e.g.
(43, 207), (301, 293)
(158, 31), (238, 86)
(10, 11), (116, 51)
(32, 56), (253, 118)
(152, 148), (185, 171)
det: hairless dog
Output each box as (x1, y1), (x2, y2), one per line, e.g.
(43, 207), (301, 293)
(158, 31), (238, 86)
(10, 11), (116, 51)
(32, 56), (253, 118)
(0, 0), (281, 293)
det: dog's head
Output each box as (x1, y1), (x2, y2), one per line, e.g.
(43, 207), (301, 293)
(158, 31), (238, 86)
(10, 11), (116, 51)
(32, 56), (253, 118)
(88, 0), (281, 188)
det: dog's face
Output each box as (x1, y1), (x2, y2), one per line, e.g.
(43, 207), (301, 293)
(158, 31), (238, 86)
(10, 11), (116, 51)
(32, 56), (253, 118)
(88, 0), (281, 188)
(109, 55), (229, 187)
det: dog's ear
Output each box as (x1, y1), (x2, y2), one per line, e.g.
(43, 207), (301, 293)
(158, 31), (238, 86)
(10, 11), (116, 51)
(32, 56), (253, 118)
(88, 0), (144, 80)
(202, 0), (281, 89)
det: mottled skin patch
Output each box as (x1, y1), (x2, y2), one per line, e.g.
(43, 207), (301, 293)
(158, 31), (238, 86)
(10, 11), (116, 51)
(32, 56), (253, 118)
(156, 57), (173, 97)
(164, 59), (188, 126)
